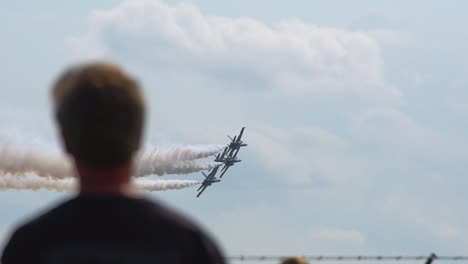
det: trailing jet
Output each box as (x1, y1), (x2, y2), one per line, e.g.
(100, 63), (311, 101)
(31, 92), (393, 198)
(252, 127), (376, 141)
(226, 127), (247, 158)
(214, 147), (241, 178)
(218, 160), (237, 178)
(214, 147), (229, 162)
(196, 166), (221, 198)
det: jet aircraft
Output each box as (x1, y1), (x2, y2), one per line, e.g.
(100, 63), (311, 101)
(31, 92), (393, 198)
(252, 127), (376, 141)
(215, 127), (247, 178)
(196, 166), (221, 198)
(226, 127), (247, 158)
(215, 147), (242, 178)
(196, 127), (247, 198)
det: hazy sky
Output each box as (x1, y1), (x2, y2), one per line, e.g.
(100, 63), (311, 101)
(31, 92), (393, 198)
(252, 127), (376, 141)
(1, 0), (468, 262)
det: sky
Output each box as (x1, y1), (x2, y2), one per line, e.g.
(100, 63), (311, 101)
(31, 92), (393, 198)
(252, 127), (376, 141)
(1, 0), (468, 262)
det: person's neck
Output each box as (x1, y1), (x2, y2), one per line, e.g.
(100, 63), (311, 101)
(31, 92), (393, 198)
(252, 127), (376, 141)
(75, 160), (136, 196)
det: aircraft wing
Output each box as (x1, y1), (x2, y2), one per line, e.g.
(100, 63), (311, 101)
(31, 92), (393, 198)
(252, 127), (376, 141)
(208, 166), (220, 178)
(219, 147), (229, 160)
(236, 127), (245, 142)
(227, 146), (236, 157)
(197, 182), (207, 192)
(231, 147), (241, 158)
(196, 185), (208, 198)
(219, 165), (231, 178)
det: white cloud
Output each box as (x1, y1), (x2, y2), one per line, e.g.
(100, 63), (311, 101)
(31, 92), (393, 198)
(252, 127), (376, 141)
(248, 126), (364, 185)
(367, 29), (411, 47)
(203, 204), (368, 255)
(450, 101), (468, 118)
(433, 224), (460, 240)
(376, 191), (468, 249)
(68, 0), (398, 97)
(351, 108), (468, 161)
(312, 227), (366, 244)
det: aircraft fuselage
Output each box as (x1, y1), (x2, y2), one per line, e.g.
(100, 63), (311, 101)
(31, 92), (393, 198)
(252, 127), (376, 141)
(205, 179), (220, 185)
(229, 143), (248, 148)
(215, 156), (241, 163)
(224, 160), (240, 166)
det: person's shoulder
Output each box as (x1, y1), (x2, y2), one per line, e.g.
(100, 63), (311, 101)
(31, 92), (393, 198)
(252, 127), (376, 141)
(10, 195), (78, 234)
(1, 196), (78, 263)
(138, 196), (204, 232)
(139, 197), (226, 263)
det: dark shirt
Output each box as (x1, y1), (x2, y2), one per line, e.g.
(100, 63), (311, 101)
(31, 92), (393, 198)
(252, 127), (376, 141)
(1, 195), (225, 264)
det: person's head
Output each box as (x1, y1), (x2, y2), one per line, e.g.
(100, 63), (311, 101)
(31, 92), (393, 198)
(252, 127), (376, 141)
(281, 257), (309, 264)
(52, 62), (145, 168)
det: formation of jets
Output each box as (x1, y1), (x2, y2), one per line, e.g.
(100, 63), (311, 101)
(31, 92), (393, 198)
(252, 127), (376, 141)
(196, 127), (247, 198)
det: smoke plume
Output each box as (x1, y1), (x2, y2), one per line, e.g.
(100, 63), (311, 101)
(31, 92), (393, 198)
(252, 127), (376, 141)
(135, 177), (201, 191)
(0, 174), (200, 192)
(134, 160), (222, 177)
(0, 138), (223, 179)
(0, 139), (72, 179)
(139, 144), (225, 162)
(0, 174), (74, 191)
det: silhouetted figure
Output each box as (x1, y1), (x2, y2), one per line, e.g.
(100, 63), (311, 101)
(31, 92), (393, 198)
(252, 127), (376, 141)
(1, 62), (225, 263)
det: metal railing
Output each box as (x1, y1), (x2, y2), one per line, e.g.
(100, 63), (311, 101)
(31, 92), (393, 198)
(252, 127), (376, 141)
(229, 254), (468, 262)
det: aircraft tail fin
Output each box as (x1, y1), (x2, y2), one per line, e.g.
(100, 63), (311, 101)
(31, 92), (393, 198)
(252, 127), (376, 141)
(237, 127), (245, 141)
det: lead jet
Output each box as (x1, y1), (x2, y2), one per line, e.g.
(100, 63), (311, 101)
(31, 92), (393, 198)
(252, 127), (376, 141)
(196, 166), (221, 198)
(226, 127), (247, 158)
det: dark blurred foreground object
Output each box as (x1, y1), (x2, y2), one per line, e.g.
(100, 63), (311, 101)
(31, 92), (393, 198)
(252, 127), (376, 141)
(281, 257), (310, 264)
(1, 62), (225, 264)
(425, 253), (437, 264)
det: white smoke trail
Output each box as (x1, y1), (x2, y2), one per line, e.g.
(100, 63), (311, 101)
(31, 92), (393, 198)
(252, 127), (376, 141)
(0, 174), (200, 192)
(0, 138), (223, 179)
(139, 144), (225, 162)
(0, 174), (74, 192)
(0, 139), (73, 179)
(134, 161), (222, 177)
(134, 144), (225, 177)
(135, 177), (200, 191)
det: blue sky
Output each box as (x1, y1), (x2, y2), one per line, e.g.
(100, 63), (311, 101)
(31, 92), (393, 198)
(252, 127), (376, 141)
(1, 0), (468, 262)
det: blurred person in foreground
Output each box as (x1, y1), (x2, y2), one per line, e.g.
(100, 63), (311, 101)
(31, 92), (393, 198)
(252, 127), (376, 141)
(1, 62), (225, 264)
(281, 257), (309, 264)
